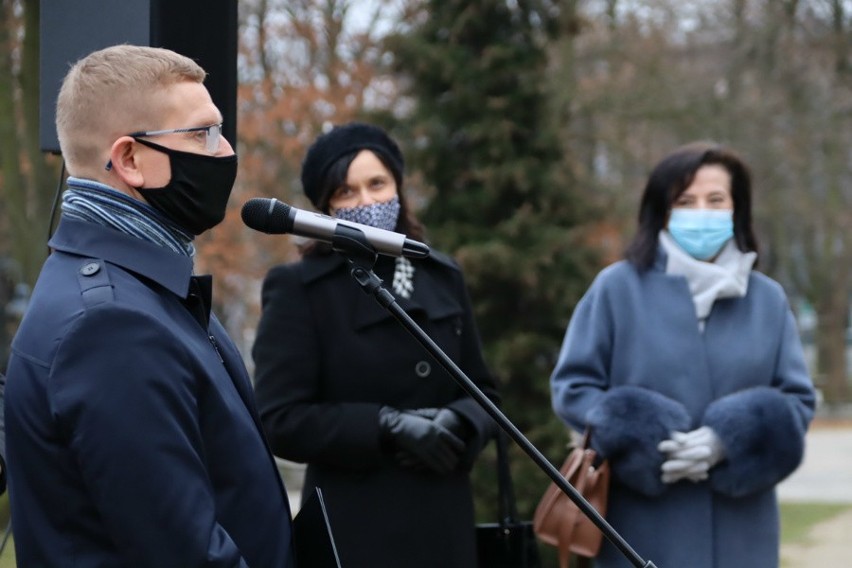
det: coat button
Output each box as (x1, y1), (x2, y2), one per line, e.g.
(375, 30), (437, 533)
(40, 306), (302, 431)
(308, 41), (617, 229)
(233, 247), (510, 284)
(415, 360), (431, 378)
(80, 262), (100, 276)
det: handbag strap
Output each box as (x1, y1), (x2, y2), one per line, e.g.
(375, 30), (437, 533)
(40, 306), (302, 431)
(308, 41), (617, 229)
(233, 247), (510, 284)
(579, 426), (592, 450)
(495, 429), (520, 525)
(579, 426), (606, 468)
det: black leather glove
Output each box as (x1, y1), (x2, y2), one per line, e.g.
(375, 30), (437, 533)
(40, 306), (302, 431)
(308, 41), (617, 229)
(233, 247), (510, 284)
(379, 407), (465, 474)
(404, 408), (472, 441)
(406, 408), (441, 420)
(433, 408), (472, 441)
(393, 408), (473, 473)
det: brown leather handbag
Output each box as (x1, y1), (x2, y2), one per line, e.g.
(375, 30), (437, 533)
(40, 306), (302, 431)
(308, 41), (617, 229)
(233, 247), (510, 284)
(532, 429), (610, 568)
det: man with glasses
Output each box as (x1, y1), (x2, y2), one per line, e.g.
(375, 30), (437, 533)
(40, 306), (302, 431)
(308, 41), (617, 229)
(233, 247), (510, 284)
(5, 45), (295, 567)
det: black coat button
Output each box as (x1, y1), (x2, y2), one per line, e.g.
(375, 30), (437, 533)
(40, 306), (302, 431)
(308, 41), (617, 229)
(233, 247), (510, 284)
(415, 361), (431, 378)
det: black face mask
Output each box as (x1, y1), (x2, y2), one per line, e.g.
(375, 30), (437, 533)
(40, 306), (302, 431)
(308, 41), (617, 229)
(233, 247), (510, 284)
(133, 138), (238, 235)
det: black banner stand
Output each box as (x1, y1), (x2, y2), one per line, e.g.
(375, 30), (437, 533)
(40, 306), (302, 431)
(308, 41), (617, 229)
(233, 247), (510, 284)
(331, 226), (657, 568)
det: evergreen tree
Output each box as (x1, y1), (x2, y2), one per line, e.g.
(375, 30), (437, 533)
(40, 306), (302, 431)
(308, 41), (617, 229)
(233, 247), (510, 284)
(386, 0), (600, 519)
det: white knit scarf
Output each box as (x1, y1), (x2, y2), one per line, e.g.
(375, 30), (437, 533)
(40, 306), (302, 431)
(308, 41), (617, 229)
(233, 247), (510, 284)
(659, 230), (756, 331)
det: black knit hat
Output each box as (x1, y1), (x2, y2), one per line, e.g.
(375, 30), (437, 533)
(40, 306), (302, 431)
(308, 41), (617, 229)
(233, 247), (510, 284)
(300, 122), (405, 210)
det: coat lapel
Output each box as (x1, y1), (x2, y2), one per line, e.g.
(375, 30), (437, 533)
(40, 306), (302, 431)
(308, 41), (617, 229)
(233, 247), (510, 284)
(300, 253), (463, 331)
(351, 258), (462, 330)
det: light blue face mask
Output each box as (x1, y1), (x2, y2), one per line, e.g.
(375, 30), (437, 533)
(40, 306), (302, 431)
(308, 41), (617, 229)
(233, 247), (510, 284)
(667, 208), (734, 261)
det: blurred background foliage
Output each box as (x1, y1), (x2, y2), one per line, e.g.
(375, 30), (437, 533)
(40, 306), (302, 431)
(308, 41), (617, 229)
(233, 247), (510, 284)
(1, 0), (851, 526)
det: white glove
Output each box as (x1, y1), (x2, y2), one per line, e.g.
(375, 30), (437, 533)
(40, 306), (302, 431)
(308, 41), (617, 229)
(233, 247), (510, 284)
(658, 426), (725, 484)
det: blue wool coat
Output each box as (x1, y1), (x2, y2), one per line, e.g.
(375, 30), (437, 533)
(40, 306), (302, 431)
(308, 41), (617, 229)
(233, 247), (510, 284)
(550, 251), (815, 568)
(6, 218), (294, 567)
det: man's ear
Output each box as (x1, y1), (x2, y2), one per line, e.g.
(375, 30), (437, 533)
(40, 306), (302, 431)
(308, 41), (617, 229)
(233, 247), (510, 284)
(108, 137), (145, 188)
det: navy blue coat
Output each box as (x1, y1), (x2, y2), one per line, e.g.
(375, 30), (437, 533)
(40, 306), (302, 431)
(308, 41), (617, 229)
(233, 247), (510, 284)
(253, 252), (498, 568)
(550, 251), (816, 568)
(6, 218), (294, 567)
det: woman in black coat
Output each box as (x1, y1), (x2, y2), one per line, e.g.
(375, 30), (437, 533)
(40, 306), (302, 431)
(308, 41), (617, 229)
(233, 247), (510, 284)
(252, 122), (498, 568)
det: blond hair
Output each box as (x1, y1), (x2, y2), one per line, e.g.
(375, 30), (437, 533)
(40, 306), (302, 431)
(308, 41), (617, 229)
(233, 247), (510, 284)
(56, 44), (206, 174)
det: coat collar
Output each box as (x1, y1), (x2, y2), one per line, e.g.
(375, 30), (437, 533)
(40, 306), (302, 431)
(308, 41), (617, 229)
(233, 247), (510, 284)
(49, 217), (195, 299)
(299, 251), (463, 330)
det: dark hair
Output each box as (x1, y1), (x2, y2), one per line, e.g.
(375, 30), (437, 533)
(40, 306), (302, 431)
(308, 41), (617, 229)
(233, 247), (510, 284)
(624, 141), (759, 270)
(300, 122), (405, 209)
(300, 150), (426, 256)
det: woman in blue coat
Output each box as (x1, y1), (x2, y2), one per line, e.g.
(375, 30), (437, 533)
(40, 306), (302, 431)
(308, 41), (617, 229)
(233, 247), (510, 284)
(253, 123), (498, 568)
(550, 142), (816, 568)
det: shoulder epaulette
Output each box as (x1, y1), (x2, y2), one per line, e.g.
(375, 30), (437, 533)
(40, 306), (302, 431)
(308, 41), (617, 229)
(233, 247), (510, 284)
(76, 259), (115, 308)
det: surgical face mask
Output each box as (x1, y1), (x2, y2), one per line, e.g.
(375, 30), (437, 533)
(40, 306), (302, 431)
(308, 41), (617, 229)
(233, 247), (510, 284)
(667, 208), (734, 261)
(134, 138), (238, 235)
(333, 195), (401, 232)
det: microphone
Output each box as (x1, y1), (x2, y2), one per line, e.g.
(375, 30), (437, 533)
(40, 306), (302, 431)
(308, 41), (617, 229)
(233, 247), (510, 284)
(241, 198), (430, 259)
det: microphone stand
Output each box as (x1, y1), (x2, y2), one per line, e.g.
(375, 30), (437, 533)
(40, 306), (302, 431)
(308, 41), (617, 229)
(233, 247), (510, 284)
(330, 226), (656, 568)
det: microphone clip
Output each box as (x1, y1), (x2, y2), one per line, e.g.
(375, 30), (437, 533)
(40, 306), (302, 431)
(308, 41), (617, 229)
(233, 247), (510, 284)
(335, 224), (397, 307)
(332, 224), (379, 266)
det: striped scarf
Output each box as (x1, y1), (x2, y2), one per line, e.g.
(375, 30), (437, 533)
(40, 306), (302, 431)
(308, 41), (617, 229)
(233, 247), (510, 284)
(61, 178), (195, 257)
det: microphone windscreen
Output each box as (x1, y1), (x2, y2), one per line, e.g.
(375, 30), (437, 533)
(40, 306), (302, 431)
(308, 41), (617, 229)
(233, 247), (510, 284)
(241, 198), (290, 234)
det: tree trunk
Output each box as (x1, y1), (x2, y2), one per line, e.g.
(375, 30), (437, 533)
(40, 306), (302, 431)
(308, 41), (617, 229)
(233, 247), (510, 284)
(815, 291), (850, 406)
(0, 4), (37, 274)
(0, 0), (54, 287)
(21, 0), (57, 283)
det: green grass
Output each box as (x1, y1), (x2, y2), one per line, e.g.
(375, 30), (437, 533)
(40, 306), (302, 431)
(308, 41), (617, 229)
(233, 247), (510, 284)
(780, 501), (851, 544)
(0, 492), (12, 568)
(0, 535), (13, 568)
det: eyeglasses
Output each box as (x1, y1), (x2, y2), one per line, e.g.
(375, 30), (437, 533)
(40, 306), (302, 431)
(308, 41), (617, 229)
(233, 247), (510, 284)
(129, 122), (223, 153)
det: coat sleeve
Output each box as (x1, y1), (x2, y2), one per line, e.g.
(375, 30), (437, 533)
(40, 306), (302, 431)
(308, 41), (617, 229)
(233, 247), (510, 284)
(703, 307), (816, 498)
(50, 306), (247, 568)
(549, 271), (691, 497)
(252, 264), (386, 470)
(550, 274), (616, 432)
